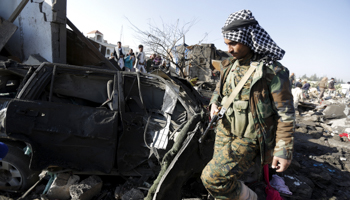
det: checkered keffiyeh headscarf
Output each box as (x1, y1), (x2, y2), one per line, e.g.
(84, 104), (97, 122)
(222, 10), (285, 61)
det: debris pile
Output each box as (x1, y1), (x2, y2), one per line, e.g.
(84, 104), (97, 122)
(272, 96), (350, 199)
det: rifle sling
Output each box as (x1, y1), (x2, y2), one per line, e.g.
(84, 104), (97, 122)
(219, 62), (257, 117)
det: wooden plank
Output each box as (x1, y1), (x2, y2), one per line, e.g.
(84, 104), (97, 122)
(66, 18), (120, 71)
(8, 0), (29, 23)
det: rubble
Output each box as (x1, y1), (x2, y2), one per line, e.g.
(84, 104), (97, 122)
(69, 176), (102, 200)
(46, 173), (80, 200)
(121, 188), (144, 200)
(323, 104), (347, 119)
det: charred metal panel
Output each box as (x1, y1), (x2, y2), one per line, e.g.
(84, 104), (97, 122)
(149, 113), (213, 200)
(6, 99), (118, 173)
(53, 73), (110, 104)
(117, 74), (176, 173)
(66, 29), (105, 67)
(17, 64), (53, 99)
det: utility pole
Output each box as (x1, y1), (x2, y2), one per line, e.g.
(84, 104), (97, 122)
(120, 25), (123, 42)
(182, 34), (185, 77)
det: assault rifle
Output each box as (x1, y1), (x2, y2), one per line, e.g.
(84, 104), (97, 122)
(198, 107), (223, 143)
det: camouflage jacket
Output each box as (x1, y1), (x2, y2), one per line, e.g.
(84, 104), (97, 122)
(210, 57), (295, 164)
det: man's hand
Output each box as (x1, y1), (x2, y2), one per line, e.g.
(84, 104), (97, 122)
(271, 156), (291, 172)
(210, 103), (219, 119)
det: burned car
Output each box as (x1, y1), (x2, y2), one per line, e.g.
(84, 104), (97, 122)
(0, 61), (215, 199)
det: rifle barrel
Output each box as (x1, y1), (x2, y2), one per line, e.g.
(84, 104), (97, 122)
(199, 115), (218, 143)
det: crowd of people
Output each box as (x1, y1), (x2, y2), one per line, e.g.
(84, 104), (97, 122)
(109, 41), (170, 73)
(290, 75), (338, 99)
(289, 73), (350, 115)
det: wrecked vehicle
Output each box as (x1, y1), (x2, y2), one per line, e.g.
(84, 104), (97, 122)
(0, 60), (214, 199)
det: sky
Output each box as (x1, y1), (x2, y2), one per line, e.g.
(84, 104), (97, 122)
(67, 0), (350, 82)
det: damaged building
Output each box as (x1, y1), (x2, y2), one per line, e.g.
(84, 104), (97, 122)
(171, 43), (230, 82)
(0, 0), (67, 63)
(0, 0), (120, 70)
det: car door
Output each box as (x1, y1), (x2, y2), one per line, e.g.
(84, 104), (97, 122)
(5, 63), (119, 173)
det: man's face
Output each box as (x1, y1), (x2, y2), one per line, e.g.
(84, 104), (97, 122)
(118, 43), (121, 48)
(139, 47), (143, 52)
(224, 38), (251, 59)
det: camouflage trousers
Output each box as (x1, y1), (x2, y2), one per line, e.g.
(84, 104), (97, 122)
(201, 122), (259, 199)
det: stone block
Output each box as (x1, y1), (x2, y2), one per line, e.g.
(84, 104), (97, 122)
(323, 104), (346, 119)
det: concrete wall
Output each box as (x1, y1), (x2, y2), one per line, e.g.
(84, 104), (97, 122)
(0, 0), (66, 63)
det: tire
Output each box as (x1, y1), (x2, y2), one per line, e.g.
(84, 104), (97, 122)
(0, 143), (40, 192)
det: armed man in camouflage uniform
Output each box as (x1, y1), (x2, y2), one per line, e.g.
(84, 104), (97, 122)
(201, 10), (295, 200)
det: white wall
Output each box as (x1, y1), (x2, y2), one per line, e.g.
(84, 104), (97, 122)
(0, 0), (54, 62)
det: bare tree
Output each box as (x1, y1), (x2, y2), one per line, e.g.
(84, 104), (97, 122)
(127, 18), (207, 77)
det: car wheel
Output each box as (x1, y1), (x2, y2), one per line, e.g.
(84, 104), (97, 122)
(0, 143), (40, 192)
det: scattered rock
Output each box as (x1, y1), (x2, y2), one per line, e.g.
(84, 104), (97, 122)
(47, 173), (80, 200)
(121, 188), (144, 200)
(283, 175), (313, 199)
(309, 171), (331, 184)
(320, 123), (333, 132)
(309, 130), (323, 139)
(315, 126), (324, 132)
(296, 127), (308, 133)
(344, 163), (350, 171)
(333, 134), (342, 142)
(330, 118), (350, 128)
(289, 159), (301, 170)
(303, 115), (320, 122)
(69, 175), (102, 200)
(296, 175), (314, 189)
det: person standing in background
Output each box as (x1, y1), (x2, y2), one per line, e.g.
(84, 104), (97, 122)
(124, 49), (135, 72)
(292, 82), (304, 115)
(318, 77), (328, 101)
(113, 41), (126, 70)
(134, 45), (146, 73)
(328, 78), (336, 97)
(289, 73), (295, 89)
